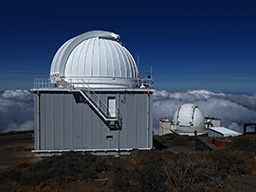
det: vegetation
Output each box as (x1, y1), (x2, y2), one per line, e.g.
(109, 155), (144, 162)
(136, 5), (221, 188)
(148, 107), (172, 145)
(226, 136), (256, 152)
(112, 150), (247, 192)
(0, 136), (255, 191)
(0, 152), (106, 186)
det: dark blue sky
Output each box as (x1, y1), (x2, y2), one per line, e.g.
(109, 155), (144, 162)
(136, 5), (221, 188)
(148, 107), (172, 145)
(0, 0), (256, 93)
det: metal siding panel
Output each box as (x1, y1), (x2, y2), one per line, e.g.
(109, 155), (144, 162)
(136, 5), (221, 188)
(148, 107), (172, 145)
(82, 101), (92, 148)
(99, 94), (107, 149)
(34, 94), (38, 150)
(126, 93), (137, 148)
(99, 119), (107, 149)
(54, 94), (64, 150)
(119, 93), (128, 148)
(45, 94), (55, 150)
(136, 94), (147, 148)
(73, 94), (83, 148)
(40, 94), (46, 149)
(64, 93), (73, 149)
(149, 94), (153, 148)
(109, 130), (119, 148)
(91, 110), (101, 148)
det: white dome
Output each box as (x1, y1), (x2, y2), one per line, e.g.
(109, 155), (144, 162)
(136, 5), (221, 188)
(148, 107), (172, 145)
(50, 30), (138, 88)
(173, 104), (205, 128)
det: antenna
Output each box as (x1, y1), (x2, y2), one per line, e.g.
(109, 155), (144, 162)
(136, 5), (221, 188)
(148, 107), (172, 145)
(151, 65), (152, 79)
(137, 54), (140, 74)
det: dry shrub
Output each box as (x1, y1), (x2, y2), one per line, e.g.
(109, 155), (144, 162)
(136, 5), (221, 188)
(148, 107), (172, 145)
(0, 152), (106, 186)
(20, 152), (103, 185)
(113, 150), (168, 192)
(113, 150), (244, 192)
(14, 162), (33, 169)
(209, 150), (246, 176)
(163, 153), (222, 192)
(226, 136), (256, 152)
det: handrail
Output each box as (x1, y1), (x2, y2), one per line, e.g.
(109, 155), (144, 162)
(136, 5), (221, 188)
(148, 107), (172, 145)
(33, 78), (154, 89)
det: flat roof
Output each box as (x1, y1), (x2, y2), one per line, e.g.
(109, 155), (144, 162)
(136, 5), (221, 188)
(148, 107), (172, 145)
(160, 118), (171, 123)
(208, 127), (241, 137)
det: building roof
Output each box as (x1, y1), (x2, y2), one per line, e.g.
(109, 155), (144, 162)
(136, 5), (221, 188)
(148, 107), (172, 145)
(208, 127), (241, 137)
(50, 30), (138, 88)
(205, 117), (221, 120)
(160, 118), (171, 123)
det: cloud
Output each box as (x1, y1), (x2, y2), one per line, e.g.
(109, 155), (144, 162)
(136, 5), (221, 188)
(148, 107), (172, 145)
(4, 120), (34, 132)
(153, 90), (256, 133)
(0, 90), (34, 133)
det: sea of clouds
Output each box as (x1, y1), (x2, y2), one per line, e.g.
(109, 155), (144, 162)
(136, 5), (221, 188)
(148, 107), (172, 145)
(0, 89), (256, 134)
(153, 90), (256, 133)
(0, 90), (34, 133)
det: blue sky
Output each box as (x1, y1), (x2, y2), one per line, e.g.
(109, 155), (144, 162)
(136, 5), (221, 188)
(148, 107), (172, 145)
(0, 0), (256, 93)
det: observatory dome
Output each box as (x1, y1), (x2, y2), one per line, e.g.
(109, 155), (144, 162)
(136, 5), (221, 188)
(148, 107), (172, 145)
(50, 30), (138, 88)
(173, 104), (205, 128)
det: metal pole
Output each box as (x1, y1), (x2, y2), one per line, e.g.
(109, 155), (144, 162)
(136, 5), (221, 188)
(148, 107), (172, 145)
(36, 92), (40, 150)
(146, 92), (150, 148)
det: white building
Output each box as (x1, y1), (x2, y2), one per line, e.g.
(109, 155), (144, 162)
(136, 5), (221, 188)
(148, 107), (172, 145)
(171, 103), (206, 135)
(159, 118), (172, 136)
(32, 30), (154, 156)
(205, 117), (221, 129)
(208, 127), (241, 137)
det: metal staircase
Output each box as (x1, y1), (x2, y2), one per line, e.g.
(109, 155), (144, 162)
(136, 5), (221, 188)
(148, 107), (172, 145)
(78, 88), (122, 129)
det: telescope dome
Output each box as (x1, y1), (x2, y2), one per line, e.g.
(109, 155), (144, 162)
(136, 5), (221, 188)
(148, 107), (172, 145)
(50, 30), (138, 88)
(173, 103), (205, 128)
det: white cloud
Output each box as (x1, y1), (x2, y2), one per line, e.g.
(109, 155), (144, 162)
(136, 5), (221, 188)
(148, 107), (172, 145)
(4, 120), (34, 132)
(0, 90), (34, 133)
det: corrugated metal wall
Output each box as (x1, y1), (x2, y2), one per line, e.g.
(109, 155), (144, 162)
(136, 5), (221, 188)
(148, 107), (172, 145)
(34, 90), (153, 154)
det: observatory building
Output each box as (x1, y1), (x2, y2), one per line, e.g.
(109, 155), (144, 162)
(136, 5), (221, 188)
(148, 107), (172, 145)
(171, 104), (206, 135)
(32, 30), (154, 156)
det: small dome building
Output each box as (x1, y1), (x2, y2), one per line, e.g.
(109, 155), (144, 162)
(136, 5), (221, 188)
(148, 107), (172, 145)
(32, 30), (154, 156)
(172, 104), (206, 135)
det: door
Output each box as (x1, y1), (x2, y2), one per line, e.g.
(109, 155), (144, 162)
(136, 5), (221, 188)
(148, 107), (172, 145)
(108, 97), (116, 118)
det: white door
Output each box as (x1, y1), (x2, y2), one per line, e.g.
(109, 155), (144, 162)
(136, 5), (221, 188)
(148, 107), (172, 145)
(108, 97), (116, 117)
